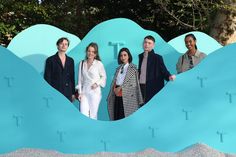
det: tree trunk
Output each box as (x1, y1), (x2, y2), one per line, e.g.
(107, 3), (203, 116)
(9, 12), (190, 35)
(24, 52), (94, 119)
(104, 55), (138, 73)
(210, 0), (236, 45)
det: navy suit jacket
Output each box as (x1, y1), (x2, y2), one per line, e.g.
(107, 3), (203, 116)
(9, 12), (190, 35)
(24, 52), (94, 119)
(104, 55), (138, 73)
(138, 50), (170, 103)
(44, 53), (75, 101)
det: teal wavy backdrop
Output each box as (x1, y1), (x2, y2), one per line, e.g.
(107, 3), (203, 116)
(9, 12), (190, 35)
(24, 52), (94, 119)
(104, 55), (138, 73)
(1, 18), (235, 154)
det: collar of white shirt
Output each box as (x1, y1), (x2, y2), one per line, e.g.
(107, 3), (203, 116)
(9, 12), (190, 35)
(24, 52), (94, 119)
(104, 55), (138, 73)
(121, 63), (129, 72)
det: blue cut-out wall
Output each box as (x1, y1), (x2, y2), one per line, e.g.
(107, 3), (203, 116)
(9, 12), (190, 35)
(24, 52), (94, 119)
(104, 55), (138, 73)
(7, 24), (80, 73)
(1, 18), (235, 155)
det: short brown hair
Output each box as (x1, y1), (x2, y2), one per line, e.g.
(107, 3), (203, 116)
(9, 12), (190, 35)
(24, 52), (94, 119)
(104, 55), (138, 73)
(56, 37), (70, 46)
(144, 35), (155, 43)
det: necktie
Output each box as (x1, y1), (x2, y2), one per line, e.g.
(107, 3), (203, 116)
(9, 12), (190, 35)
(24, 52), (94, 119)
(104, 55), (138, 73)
(120, 65), (124, 74)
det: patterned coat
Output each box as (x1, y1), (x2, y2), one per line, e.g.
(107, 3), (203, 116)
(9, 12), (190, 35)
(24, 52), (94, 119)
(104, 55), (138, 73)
(107, 63), (143, 120)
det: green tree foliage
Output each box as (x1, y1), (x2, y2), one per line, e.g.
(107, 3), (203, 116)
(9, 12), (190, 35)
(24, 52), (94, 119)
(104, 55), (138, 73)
(81, 0), (223, 40)
(0, 0), (54, 46)
(0, 0), (229, 46)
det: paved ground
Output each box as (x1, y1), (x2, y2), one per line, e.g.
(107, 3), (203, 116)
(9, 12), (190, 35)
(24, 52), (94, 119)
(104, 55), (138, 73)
(0, 143), (235, 157)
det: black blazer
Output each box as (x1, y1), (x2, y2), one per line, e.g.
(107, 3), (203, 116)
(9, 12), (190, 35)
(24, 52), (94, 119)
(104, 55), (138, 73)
(138, 50), (170, 103)
(44, 53), (75, 101)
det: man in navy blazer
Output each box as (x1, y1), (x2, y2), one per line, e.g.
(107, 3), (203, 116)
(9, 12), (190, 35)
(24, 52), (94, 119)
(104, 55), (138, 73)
(138, 35), (176, 104)
(44, 37), (75, 102)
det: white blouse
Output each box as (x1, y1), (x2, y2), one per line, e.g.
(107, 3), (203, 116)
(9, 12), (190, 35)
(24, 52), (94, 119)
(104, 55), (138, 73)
(76, 59), (106, 94)
(116, 63), (129, 86)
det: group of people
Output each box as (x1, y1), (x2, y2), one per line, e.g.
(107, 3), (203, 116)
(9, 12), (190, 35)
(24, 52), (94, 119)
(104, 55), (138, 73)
(44, 34), (206, 121)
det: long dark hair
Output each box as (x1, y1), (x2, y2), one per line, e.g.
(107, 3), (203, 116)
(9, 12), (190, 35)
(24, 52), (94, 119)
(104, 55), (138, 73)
(117, 47), (133, 65)
(185, 34), (197, 49)
(85, 42), (101, 61)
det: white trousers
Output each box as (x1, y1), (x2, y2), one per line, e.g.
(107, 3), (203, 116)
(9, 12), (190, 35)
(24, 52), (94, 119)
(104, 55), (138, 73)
(80, 87), (102, 120)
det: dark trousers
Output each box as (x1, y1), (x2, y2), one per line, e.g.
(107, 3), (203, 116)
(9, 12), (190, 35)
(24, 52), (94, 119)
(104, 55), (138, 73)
(114, 96), (125, 120)
(140, 84), (146, 104)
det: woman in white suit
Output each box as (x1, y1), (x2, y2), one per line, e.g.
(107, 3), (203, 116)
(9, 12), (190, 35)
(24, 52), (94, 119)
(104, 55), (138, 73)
(76, 42), (106, 120)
